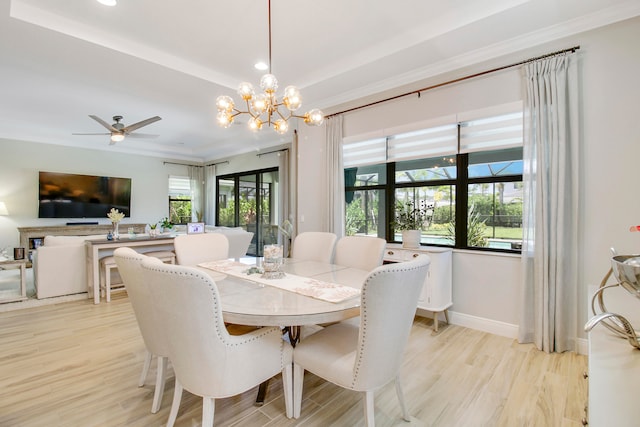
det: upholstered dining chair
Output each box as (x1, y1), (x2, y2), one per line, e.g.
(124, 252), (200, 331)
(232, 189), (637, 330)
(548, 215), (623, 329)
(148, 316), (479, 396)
(173, 233), (229, 266)
(139, 258), (293, 427)
(333, 235), (387, 271)
(113, 247), (171, 414)
(290, 231), (337, 263)
(292, 255), (431, 426)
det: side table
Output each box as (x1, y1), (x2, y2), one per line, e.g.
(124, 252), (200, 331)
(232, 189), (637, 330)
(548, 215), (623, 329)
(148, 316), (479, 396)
(0, 258), (28, 303)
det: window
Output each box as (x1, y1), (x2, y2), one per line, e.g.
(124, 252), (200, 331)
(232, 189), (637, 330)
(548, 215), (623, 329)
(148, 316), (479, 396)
(465, 148), (523, 250)
(168, 175), (192, 225)
(344, 164), (386, 237)
(344, 102), (523, 252)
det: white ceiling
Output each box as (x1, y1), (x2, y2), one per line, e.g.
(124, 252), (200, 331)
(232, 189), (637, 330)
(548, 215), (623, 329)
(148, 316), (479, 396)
(1, 0), (638, 162)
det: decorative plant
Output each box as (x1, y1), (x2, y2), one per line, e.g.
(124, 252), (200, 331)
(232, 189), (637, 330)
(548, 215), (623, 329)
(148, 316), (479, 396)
(160, 217), (173, 229)
(446, 204), (489, 247)
(278, 219), (294, 257)
(107, 208), (125, 223)
(149, 223), (157, 230)
(392, 200), (428, 231)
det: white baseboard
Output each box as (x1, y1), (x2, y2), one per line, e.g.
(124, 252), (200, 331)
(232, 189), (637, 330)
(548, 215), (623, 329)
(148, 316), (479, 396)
(447, 311), (519, 339)
(418, 310), (589, 355)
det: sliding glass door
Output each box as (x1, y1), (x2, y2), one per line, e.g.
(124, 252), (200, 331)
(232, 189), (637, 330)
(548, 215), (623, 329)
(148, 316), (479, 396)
(216, 167), (278, 257)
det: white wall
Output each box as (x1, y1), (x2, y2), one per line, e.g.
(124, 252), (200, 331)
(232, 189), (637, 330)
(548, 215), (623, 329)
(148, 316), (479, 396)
(2, 16), (638, 341)
(297, 16), (640, 338)
(0, 138), (191, 249)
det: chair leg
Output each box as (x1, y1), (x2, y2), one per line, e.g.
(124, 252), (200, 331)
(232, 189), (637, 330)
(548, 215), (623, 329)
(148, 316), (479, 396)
(293, 363), (304, 418)
(364, 390), (375, 427)
(139, 350), (152, 387)
(395, 375), (411, 422)
(167, 380), (183, 427)
(282, 363), (293, 418)
(202, 397), (215, 427)
(151, 356), (167, 414)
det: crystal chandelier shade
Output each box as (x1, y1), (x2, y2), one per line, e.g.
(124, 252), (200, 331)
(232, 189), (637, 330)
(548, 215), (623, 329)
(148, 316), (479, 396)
(215, 0), (323, 134)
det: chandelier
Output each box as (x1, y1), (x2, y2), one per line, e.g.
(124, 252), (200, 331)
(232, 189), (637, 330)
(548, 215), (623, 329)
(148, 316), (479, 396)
(215, 0), (323, 134)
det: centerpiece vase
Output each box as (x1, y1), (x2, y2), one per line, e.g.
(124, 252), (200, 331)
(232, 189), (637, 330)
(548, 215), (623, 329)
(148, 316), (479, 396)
(112, 222), (120, 240)
(262, 244), (284, 279)
(402, 230), (421, 248)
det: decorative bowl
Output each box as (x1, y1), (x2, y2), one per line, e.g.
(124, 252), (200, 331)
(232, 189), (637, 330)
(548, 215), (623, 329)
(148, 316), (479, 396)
(611, 255), (640, 298)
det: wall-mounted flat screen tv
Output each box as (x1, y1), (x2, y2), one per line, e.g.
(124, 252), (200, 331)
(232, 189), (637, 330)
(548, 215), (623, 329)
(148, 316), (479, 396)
(38, 171), (131, 219)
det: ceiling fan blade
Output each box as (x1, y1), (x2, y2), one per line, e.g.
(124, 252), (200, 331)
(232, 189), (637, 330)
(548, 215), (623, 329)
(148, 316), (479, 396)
(126, 133), (159, 139)
(72, 132), (111, 136)
(89, 115), (118, 132)
(123, 116), (161, 133)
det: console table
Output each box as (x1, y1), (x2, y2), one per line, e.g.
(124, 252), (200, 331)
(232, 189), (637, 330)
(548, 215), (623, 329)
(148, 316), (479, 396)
(0, 259), (28, 303)
(384, 244), (452, 332)
(587, 285), (640, 426)
(19, 224), (147, 263)
(85, 235), (176, 304)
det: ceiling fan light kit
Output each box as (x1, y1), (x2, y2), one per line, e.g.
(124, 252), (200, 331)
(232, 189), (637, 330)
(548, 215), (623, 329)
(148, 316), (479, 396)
(73, 115), (161, 145)
(215, 0), (323, 134)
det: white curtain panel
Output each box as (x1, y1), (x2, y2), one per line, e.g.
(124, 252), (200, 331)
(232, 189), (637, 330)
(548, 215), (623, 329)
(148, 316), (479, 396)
(188, 165), (204, 222)
(204, 164), (217, 225)
(519, 53), (579, 353)
(278, 148), (291, 256)
(325, 115), (345, 237)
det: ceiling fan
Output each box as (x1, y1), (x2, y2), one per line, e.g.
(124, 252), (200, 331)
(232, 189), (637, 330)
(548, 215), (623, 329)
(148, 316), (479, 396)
(73, 115), (162, 145)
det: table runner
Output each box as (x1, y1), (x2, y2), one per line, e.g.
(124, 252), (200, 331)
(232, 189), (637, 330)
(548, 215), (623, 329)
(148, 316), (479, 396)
(198, 260), (360, 303)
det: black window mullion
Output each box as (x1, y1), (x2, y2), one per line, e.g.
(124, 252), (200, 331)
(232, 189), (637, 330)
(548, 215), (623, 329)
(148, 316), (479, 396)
(456, 153), (469, 248)
(386, 162), (395, 242)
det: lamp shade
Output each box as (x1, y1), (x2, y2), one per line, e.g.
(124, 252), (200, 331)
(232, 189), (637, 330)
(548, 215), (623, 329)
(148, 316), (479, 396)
(110, 133), (125, 143)
(0, 202), (8, 215)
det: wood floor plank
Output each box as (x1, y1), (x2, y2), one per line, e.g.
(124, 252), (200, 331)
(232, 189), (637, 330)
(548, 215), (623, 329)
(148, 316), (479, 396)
(0, 293), (587, 426)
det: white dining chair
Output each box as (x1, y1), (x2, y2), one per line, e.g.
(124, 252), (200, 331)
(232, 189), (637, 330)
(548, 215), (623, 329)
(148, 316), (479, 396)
(113, 247), (172, 414)
(292, 255), (431, 426)
(333, 235), (387, 271)
(173, 233), (229, 266)
(291, 231), (337, 263)
(139, 258), (294, 427)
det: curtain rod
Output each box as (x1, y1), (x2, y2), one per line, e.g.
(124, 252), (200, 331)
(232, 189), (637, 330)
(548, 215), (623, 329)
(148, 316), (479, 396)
(326, 45), (580, 119)
(162, 161), (203, 167)
(257, 148), (289, 157)
(205, 160), (229, 167)
(163, 160), (230, 167)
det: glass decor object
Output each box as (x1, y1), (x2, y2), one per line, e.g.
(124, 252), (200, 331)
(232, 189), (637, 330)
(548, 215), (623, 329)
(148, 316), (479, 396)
(112, 222), (120, 240)
(262, 244), (284, 279)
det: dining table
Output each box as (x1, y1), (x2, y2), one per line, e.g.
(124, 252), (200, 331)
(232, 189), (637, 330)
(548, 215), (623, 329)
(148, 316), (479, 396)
(196, 258), (370, 331)
(195, 257), (370, 405)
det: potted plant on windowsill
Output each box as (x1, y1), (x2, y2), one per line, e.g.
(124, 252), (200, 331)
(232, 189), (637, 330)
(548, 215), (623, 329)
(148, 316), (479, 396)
(393, 200), (427, 248)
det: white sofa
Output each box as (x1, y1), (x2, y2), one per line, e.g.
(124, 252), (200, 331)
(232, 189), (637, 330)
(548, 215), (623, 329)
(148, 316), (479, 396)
(204, 226), (254, 259)
(33, 235), (104, 299)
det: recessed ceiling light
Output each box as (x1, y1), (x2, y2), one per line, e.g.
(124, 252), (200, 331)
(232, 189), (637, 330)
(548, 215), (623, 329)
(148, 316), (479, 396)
(97, 0), (117, 6)
(254, 62), (269, 71)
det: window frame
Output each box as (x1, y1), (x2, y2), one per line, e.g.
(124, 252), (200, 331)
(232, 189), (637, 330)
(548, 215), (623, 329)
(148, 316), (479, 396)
(168, 175), (192, 225)
(344, 104), (523, 254)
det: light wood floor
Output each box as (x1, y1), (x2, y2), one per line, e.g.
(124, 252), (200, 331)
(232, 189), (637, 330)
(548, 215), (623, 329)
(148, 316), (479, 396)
(0, 293), (588, 427)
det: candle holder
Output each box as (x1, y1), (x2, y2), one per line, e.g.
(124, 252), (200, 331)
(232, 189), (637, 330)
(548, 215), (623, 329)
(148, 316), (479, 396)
(262, 244), (284, 279)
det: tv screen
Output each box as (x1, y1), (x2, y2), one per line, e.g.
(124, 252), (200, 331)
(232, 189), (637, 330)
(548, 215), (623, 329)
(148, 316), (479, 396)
(38, 171), (131, 219)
